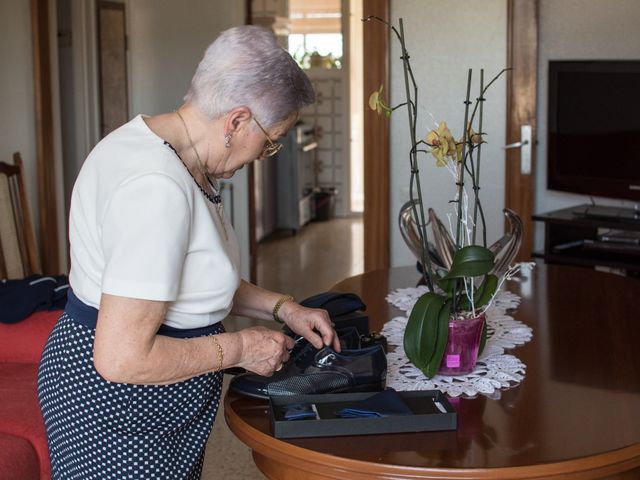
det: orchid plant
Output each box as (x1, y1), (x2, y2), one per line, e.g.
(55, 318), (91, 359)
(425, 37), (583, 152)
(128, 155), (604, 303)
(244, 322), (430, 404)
(365, 16), (509, 378)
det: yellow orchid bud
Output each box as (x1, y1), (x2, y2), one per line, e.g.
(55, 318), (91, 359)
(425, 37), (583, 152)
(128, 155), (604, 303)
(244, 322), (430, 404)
(465, 123), (483, 145)
(368, 90), (380, 112)
(368, 84), (389, 116)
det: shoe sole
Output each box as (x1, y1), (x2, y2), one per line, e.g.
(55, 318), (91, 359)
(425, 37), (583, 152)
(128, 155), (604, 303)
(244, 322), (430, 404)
(230, 381), (386, 401)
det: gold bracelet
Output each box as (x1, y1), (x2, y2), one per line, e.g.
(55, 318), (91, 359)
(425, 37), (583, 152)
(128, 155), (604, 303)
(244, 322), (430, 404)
(210, 335), (224, 372)
(272, 295), (294, 324)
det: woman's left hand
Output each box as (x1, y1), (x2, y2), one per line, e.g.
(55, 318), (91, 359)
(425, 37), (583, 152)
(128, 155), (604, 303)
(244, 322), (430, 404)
(278, 301), (341, 352)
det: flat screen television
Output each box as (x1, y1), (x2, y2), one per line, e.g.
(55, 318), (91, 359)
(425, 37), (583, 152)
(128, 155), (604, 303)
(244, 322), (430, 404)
(547, 60), (640, 202)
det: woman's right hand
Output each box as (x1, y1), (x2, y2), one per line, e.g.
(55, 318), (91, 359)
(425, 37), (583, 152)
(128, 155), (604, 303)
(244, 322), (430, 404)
(235, 327), (295, 376)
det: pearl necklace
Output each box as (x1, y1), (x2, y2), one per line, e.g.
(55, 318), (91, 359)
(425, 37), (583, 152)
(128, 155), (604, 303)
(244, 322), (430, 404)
(175, 111), (228, 241)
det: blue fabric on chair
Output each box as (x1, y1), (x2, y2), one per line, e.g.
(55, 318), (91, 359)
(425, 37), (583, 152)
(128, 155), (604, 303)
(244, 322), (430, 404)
(0, 275), (69, 324)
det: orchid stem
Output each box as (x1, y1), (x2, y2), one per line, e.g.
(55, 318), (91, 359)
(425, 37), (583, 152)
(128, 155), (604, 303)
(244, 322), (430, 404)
(397, 18), (434, 291)
(472, 69), (485, 246)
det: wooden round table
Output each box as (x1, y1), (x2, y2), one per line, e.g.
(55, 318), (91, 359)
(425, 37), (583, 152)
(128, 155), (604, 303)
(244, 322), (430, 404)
(224, 263), (640, 479)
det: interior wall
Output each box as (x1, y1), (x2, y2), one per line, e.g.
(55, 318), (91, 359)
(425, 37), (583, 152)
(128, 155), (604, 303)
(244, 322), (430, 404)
(0, 0), (67, 273)
(127, 0), (243, 116)
(535, 0), (640, 251)
(389, 0), (508, 267)
(0, 0), (38, 240)
(58, 0), (77, 219)
(61, 0), (101, 222)
(126, 0), (249, 278)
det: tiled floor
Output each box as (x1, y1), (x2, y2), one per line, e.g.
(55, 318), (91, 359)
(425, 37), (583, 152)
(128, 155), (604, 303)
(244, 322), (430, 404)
(202, 216), (364, 479)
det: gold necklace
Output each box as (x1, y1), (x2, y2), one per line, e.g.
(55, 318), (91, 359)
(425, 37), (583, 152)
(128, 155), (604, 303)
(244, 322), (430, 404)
(175, 111), (228, 241)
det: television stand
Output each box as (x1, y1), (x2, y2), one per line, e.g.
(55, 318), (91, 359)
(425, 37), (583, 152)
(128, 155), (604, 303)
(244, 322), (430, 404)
(571, 204), (640, 223)
(532, 204), (640, 275)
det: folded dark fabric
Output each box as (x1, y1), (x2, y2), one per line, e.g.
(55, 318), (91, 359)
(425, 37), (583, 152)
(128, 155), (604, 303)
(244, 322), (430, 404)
(299, 291), (366, 317)
(335, 389), (413, 418)
(0, 275), (69, 324)
(282, 402), (319, 421)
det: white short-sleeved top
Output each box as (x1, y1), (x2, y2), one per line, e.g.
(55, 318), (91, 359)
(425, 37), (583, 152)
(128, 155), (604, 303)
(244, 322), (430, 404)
(69, 115), (241, 329)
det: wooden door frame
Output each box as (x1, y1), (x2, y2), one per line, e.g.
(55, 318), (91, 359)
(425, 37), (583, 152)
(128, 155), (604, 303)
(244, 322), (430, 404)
(362, 0), (390, 272)
(96, 0), (129, 137)
(31, 0), (60, 275)
(505, 0), (538, 261)
(247, 1), (257, 283)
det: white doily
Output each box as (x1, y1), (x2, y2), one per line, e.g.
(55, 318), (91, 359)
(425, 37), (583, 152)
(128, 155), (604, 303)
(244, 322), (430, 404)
(383, 287), (533, 399)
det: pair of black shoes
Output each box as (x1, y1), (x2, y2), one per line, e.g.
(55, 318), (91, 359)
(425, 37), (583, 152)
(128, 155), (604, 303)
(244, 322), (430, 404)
(229, 327), (387, 400)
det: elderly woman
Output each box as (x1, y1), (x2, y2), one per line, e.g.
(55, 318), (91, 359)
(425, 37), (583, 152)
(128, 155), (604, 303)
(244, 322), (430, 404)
(37, 25), (339, 479)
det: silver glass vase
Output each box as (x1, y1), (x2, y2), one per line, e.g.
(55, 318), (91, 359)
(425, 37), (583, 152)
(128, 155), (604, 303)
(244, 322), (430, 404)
(398, 200), (523, 276)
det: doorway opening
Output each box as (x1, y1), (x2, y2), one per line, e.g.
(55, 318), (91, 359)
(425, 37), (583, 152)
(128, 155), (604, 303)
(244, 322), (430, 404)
(286, 0), (364, 217)
(250, 0), (365, 288)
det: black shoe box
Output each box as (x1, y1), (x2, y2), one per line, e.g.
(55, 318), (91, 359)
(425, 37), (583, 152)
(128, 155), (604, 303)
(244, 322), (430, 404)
(332, 310), (369, 335)
(269, 390), (457, 439)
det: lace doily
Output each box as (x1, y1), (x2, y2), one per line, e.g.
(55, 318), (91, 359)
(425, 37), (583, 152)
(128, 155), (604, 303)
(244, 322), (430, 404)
(383, 286), (533, 399)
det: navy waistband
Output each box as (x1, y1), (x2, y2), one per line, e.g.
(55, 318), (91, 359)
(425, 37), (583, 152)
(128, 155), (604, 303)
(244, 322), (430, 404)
(65, 289), (224, 339)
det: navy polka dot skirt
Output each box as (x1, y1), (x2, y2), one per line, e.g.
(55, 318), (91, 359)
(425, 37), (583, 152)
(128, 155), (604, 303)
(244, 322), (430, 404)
(37, 291), (225, 480)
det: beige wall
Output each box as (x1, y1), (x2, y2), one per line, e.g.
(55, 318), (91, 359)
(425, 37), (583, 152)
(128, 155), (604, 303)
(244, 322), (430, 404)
(126, 0), (249, 278)
(127, 0), (245, 116)
(1, 0), (67, 272)
(1, 0), (248, 276)
(0, 0), (38, 240)
(389, 0), (508, 267)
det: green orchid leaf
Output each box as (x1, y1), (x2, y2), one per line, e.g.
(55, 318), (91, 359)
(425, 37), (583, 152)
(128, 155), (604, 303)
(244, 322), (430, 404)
(435, 276), (456, 297)
(424, 300), (453, 378)
(458, 298), (469, 311)
(474, 274), (498, 308)
(441, 245), (495, 280)
(404, 292), (446, 369)
(472, 274), (490, 302)
(455, 274), (498, 312)
(457, 285), (471, 311)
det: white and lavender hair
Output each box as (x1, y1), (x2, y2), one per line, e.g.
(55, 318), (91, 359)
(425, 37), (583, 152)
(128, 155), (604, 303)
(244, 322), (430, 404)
(184, 25), (315, 127)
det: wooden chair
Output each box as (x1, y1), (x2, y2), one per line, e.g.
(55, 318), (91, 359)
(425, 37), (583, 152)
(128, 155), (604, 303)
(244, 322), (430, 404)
(0, 153), (41, 279)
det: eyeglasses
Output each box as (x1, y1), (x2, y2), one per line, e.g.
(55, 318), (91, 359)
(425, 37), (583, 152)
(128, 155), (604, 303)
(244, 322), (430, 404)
(252, 116), (283, 158)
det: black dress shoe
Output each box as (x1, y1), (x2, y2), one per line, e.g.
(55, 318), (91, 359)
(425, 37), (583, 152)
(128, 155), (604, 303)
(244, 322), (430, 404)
(223, 327), (361, 376)
(288, 326), (361, 353)
(229, 343), (387, 400)
(360, 331), (388, 353)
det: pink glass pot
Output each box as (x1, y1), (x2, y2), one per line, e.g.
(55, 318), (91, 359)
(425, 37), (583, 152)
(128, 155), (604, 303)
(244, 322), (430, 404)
(438, 313), (485, 376)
